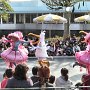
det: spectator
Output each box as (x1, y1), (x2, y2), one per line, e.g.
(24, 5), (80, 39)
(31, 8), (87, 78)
(55, 68), (72, 90)
(6, 64), (33, 88)
(75, 74), (90, 90)
(73, 42), (81, 55)
(82, 74), (90, 90)
(1, 69), (13, 88)
(79, 42), (86, 51)
(78, 34), (85, 43)
(64, 43), (74, 56)
(33, 66), (55, 90)
(24, 35), (29, 41)
(71, 34), (77, 43)
(31, 66), (39, 84)
(47, 43), (55, 56)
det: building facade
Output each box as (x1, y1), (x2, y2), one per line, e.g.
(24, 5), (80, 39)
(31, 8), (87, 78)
(0, 0), (90, 37)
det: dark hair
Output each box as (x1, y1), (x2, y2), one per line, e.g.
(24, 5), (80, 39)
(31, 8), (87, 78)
(32, 66), (38, 75)
(38, 66), (50, 79)
(49, 75), (55, 84)
(14, 64), (29, 80)
(61, 68), (68, 81)
(5, 69), (13, 78)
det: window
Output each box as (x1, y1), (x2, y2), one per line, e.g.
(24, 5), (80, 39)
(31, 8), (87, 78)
(8, 14), (14, 23)
(16, 14), (24, 24)
(25, 14), (30, 23)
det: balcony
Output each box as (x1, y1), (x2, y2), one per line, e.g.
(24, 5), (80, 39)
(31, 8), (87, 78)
(0, 23), (89, 30)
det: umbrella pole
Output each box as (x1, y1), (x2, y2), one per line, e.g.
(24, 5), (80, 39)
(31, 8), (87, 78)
(42, 22), (44, 31)
(49, 30), (51, 38)
(49, 24), (52, 39)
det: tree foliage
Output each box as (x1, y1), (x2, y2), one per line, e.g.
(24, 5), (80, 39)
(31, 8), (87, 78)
(0, 0), (13, 20)
(41, 0), (85, 12)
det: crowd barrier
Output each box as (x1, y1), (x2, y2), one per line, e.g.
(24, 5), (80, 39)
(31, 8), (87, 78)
(1, 86), (90, 90)
(28, 56), (75, 59)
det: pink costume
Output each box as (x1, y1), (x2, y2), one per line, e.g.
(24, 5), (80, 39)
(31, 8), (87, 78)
(1, 31), (28, 67)
(75, 32), (90, 74)
(35, 31), (48, 60)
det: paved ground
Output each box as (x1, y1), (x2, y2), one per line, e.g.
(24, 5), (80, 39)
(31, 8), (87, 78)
(0, 57), (86, 85)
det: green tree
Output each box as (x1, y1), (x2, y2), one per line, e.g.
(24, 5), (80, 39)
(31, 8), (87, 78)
(0, 0), (13, 23)
(41, 0), (85, 40)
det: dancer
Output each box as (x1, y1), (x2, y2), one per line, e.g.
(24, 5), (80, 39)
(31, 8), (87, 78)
(28, 30), (50, 66)
(1, 31), (29, 68)
(35, 30), (48, 60)
(74, 31), (90, 74)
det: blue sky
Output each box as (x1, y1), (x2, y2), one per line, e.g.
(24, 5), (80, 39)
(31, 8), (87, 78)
(9, 0), (90, 13)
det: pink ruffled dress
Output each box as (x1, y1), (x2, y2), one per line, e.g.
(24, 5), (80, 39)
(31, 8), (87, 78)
(75, 45), (90, 65)
(1, 32), (28, 64)
(75, 33), (90, 74)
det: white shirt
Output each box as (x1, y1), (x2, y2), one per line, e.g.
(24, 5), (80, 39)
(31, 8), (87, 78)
(55, 76), (72, 90)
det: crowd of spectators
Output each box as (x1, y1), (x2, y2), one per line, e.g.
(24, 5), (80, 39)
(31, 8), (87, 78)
(47, 34), (86, 56)
(0, 64), (73, 89)
(0, 34), (87, 57)
(0, 63), (89, 90)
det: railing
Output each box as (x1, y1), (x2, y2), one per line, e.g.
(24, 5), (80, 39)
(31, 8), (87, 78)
(1, 86), (90, 90)
(0, 23), (90, 30)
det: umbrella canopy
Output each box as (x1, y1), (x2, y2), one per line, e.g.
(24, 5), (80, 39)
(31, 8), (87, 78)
(74, 14), (90, 22)
(33, 14), (67, 23)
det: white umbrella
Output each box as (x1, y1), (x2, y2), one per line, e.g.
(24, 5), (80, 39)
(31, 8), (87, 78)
(33, 13), (67, 23)
(74, 14), (90, 22)
(33, 14), (67, 38)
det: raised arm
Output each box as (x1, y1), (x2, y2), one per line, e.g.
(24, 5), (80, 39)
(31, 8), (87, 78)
(28, 33), (40, 38)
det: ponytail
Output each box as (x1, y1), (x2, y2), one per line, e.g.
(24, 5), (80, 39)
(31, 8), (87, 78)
(64, 74), (68, 81)
(61, 68), (69, 81)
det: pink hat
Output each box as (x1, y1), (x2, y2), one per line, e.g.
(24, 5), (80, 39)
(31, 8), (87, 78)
(8, 32), (20, 40)
(14, 31), (23, 40)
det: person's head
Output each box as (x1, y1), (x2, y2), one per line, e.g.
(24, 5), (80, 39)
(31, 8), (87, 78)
(38, 66), (50, 84)
(5, 69), (13, 78)
(81, 74), (89, 83)
(61, 68), (68, 81)
(49, 75), (55, 84)
(32, 66), (39, 75)
(14, 64), (29, 80)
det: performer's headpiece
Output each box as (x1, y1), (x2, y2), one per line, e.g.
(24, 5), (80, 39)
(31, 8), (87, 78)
(8, 32), (20, 40)
(15, 31), (23, 40)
